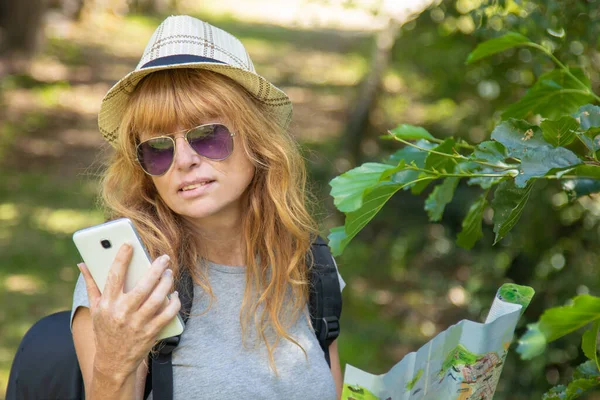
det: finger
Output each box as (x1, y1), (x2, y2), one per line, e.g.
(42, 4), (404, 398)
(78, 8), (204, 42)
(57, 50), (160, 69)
(149, 291), (182, 334)
(137, 268), (174, 318)
(103, 243), (133, 299)
(77, 262), (101, 308)
(125, 254), (170, 310)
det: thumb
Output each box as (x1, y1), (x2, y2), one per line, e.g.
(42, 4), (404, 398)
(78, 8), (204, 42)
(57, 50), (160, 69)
(77, 262), (101, 308)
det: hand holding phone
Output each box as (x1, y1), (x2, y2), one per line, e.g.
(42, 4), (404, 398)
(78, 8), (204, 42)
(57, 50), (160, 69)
(75, 243), (182, 380)
(73, 219), (184, 343)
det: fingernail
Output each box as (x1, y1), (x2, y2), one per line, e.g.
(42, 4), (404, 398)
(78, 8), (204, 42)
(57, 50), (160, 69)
(159, 254), (170, 264)
(77, 263), (84, 271)
(162, 269), (172, 278)
(173, 290), (179, 297)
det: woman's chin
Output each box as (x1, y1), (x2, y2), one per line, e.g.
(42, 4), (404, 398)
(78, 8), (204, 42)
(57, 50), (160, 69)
(176, 203), (227, 222)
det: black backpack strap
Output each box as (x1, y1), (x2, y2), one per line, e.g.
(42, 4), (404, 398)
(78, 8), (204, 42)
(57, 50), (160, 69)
(308, 236), (343, 368)
(144, 268), (194, 400)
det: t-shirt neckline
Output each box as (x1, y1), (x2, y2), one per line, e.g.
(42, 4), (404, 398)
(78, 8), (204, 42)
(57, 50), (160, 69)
(207, 261), (246, 274)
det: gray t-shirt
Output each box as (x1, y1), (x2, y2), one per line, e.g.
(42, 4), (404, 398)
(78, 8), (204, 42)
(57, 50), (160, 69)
(70, 260), (345, 399)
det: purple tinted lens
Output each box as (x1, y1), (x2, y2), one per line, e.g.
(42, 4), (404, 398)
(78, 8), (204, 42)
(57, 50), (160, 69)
(137, 137), (174, 175)
(187, 124), (233, 160)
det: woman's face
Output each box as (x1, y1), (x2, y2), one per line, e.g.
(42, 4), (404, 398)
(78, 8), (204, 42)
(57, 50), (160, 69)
(140, 122), (256, 224)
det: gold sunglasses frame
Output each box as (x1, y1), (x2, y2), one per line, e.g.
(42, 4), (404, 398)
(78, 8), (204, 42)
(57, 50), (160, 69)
(135, 123), (236, 177)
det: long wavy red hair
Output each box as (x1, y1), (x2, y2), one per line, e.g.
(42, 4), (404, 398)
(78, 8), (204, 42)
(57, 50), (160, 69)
(99, 68), (319, 371)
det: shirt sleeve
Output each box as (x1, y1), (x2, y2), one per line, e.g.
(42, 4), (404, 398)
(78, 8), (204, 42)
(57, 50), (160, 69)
(332, 257), (346, 292)
(70, 273), (90, 331)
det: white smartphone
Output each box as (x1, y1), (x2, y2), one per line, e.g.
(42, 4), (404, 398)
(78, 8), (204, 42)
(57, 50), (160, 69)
(73, 217), (184, 340)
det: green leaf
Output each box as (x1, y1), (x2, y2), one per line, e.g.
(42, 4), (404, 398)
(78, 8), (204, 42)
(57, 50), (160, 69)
(473, 141), (508, 164)
(467, 168), (509, 189)
(425, 138), (457, 172)
(517, 323), (547, 360)
(388, 140), (435, 191)
(491, 119), (548, 159)
(468, 141), (514, 189)
(574, 360), (600, 379)
(565, 379), (600, 399)
(559, 165), (600, 199)
(424, 177), (459, 221)
(327, 226), (346, 258)
(574, 104), (600, 131)
(582, 321), (600, 370)
(387, 140), (433, 165)
(502, 68), (594, 120)
(541, 116), (579, 147)
(411, 176), (433, 195)
(328, 180), (434, 256)
(456, 193), (488, 250)
(406, 138), (458, 195)
(516, 146), (581, 187)
(389, 124), (435, 141)
(562, 179), (600, 200)
(329, 162), (401, 213)
(466, 32), (532, 64)
(559, 164), (600, 179)
(491, 180), (534, 244)
(539, 295), (600, 342)
(542, 385), (566, 400)
(575, 132), (600, 153)
(544, 369), (600, 400)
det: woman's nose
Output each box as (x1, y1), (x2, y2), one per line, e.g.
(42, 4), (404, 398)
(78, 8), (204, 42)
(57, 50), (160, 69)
(172, 135), (201, 171)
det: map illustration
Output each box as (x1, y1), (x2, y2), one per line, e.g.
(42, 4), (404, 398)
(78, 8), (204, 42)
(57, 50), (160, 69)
(342, 284), (534, 400)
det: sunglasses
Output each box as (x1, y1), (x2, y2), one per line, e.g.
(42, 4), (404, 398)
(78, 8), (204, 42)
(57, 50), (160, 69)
(136, 123), (235, 176)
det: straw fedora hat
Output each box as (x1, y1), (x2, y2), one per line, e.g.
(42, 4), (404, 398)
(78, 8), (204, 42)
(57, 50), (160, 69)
(98, 15), (292, 146)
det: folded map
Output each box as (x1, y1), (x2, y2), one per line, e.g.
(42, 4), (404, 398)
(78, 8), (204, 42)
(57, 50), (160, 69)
(342, 284), (534, 400)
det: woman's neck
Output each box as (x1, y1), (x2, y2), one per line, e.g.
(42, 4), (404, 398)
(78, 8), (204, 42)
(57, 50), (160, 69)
(184, 213), (245, 267)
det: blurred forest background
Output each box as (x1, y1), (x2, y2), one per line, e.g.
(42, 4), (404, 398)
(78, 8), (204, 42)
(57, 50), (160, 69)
(1, 0), (600, 398)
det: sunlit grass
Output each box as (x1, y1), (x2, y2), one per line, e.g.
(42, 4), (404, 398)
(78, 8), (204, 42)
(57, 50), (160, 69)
(32, 208), (104, 235)
(46, 37), (85, 66)
(3, 275), (45, 295)
(30, 81), (71, 107)
(0, 204), (18, 222)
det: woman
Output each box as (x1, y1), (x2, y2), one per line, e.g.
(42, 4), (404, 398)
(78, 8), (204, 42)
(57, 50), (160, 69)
(70, 15), (344, 400)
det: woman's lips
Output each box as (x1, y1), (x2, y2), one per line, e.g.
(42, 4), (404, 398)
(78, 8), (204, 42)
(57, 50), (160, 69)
(178, 181), (215, 198)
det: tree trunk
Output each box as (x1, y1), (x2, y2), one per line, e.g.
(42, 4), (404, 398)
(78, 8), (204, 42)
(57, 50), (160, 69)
(341, 0), (439, 167)
(0, 0), (46, 73)
(342, 16), (402, 166)
(62, 0), (85, 20)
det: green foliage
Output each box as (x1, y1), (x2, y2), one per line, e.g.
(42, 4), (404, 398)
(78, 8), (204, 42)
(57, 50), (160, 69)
(581, 321), (600, 370)
(501, 68), (595, 120)
(329, 29), (600, 398)
(328, 181), (410, 257)
(517, 296), (600, 357)
(456, 193), (488, 249)
(425, 177), (459, 221)
(330, 162), (402, 212)
(490, 119), (546, 159)
(542, 361), (600, 399)
(491, 180), (534, 244)
(574, 105), (600, 131)
(466, 32), (532, 64)
(388, 124), (435, 141)
(540, 117), (579, 147)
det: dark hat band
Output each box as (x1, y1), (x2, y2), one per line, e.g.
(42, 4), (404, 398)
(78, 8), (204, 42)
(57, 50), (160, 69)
(141, 54), (226, 69)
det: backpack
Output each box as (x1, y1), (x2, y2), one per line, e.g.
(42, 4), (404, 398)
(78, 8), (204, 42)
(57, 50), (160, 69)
(6, 236), (342, 400)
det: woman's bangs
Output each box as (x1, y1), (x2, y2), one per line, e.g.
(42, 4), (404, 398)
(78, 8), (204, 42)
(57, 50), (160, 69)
(128, 70), (223, 139)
